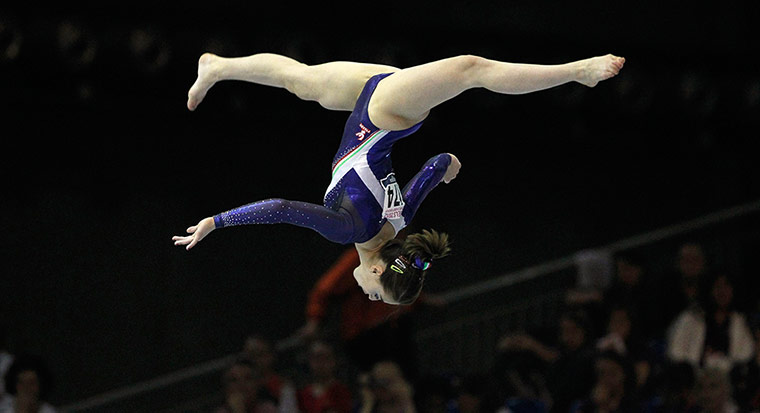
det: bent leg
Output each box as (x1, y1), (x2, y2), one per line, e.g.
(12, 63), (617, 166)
(368, 54), (625, 129)
(188, 52), (399, 111)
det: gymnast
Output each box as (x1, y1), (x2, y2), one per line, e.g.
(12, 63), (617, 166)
(172, 51), (625, 305)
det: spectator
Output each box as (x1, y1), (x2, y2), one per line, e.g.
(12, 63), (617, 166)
(666, 274), (755, 373)
(355, 361), (416, 413)
(692, 367), (740, 413)
(215, 358), (277, 413)
(493, 336), (551, 412)
(297, 340), (352, 413)
(603, 252), (659, 340)
(641, 362), (697, 413)
(656, 242), (710, 335)
(570, 351), (638, 413)
(499, 308), (597, 413)
(566, 251), (655, 338)
(295, 246), (443, 380)
(729, 314), (760, 411)
(596, 306), (636, 356)
(0, 355), (56, 413)
(596, 306), (653, 391)
(241, 335), (298, 412)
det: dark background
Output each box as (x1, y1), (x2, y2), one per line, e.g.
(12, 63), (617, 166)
(1, 0), (758, 406)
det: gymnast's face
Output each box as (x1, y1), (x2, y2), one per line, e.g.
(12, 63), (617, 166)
(353, 263), (397, 304)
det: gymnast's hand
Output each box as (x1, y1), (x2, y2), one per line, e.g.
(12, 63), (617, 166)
(172, 217), (215, 250)
(443, 153), (461, 184)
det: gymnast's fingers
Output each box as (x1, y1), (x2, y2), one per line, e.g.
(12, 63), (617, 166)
(173, 235), (193, 246)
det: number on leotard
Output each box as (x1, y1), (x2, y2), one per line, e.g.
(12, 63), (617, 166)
(381, 173), (405, 219)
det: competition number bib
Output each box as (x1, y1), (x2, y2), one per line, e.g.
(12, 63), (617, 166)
(381, 173), (405, 219)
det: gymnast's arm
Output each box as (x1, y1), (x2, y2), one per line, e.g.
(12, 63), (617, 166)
(172, 198), (355, 249)
(400, 153), (461, 223)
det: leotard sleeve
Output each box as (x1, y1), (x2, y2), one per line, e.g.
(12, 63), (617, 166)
(212, 198), (355, 244)
(401, 153), (452, 225)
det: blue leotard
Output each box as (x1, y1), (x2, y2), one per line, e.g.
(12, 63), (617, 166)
(213, 73), (452, 244)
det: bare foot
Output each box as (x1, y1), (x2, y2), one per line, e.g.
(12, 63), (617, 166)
(576, 54), (625, 87)
(187, 53), (220, 111)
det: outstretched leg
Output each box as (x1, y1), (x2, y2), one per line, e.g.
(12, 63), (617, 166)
(187, 53), (399, 111)
(368, 54), (625, 130)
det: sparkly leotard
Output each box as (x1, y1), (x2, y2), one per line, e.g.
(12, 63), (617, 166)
(213, 73), (451, 244)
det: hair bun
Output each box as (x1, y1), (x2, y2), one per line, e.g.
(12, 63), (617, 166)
(404, 229), (451, 263)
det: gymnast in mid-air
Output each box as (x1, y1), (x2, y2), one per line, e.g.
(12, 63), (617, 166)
(172, 50), (625, 305)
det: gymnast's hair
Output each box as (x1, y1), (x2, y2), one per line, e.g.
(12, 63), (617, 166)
(379, 229), (451, 305)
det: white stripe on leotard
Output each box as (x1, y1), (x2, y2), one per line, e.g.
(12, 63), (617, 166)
(324, 129), (406, 235)
(325, 130), (389, 196)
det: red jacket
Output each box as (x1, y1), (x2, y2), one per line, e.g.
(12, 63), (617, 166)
(297, 381), (352, 413)
(305, 248), (415, 341)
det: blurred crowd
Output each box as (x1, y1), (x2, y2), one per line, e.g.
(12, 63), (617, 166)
(0, 329), (56, 413)
(493, 241), (760, 413)
(2, 240), (760, 412)
(206, 241), (760, 413)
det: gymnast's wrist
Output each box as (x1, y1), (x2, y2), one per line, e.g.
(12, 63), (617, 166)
(213, 215), (225, 229)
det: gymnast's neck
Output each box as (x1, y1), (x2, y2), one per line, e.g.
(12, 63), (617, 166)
(355, 221), (395, 260)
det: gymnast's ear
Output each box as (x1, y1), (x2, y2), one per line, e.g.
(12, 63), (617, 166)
(370, 264), (384, 278)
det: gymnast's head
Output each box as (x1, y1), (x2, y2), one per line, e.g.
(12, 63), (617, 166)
(353, 229), (451, 305)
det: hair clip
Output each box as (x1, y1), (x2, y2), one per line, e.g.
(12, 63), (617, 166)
(412, 256), (431, 271)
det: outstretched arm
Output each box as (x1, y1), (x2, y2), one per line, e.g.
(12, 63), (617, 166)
(172, 198), (356, 249)
(400, 153), (461, 225)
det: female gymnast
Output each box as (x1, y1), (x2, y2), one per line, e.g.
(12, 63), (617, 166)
(172, 51), (625, 305)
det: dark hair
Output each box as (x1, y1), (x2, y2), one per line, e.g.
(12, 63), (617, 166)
(700, 272), (739, 314)
(4, 355), (53, 400)
(378, 229), (451, 305)
(560, 308), (594, 341)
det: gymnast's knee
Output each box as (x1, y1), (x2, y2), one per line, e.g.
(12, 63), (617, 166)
(281, 65), (321, 102)
(452, 55), (489, 85)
